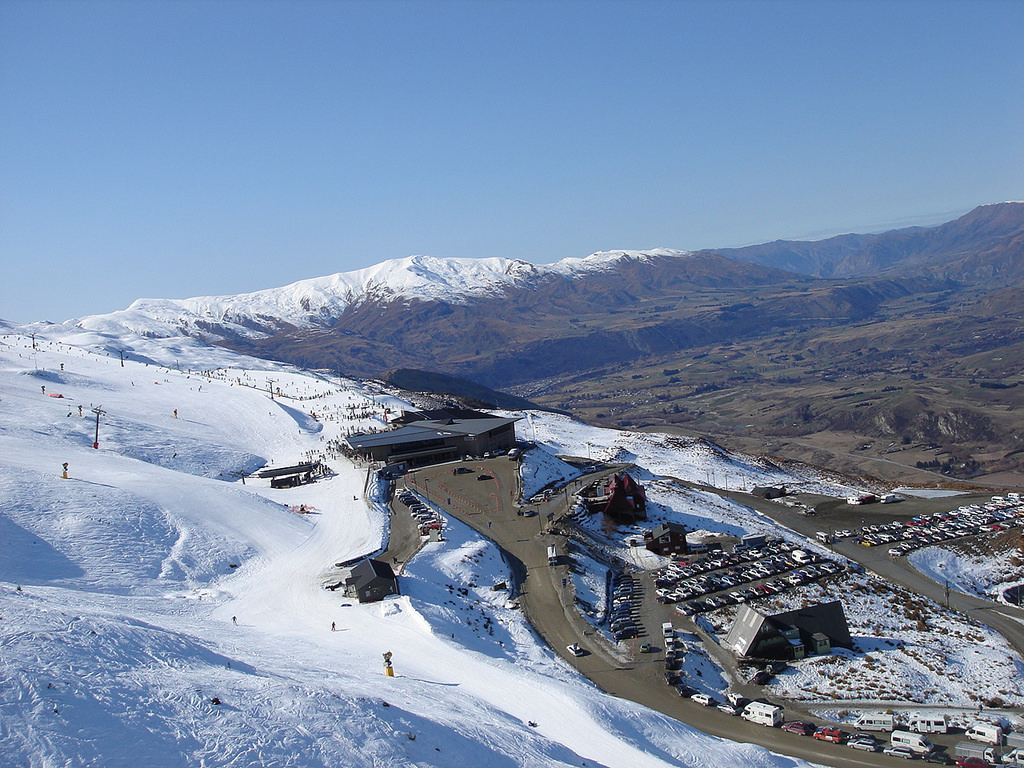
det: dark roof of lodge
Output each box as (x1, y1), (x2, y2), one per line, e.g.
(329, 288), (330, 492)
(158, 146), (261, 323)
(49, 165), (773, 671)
(345, 416), (518, 451)
(347, 558), (397, 588)
(391, 407), (495, 424)
(256, 462), (316, 478)
(724, 600), (851, 655)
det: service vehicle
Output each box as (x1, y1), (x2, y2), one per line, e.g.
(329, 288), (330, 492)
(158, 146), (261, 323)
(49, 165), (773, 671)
(955, 742), (999, 763)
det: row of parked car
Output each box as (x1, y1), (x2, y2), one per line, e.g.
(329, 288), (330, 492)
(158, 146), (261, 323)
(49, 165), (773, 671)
(606, 572), (643, 642)
(396, 489), (443, 535)
(828, 495), (1024, 555)
(661, 685), (999, 766)
(648, 539), (844, 615)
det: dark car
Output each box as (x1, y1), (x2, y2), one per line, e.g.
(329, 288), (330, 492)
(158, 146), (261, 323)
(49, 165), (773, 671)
(751, 670), (773, 685)
(924, 752), (955, 765)
(674, 683), (696, 697)
(781, 721), (815, 737)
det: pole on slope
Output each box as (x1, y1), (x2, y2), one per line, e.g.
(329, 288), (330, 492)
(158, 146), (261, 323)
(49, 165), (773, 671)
(91, 406), (106, 448)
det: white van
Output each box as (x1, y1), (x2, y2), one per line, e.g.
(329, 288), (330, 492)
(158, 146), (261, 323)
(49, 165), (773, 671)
(547, 545), (558, 566)
(662, 622), (674, 639)
(855, 713), (896, 731)
(742, 701), (784, 727)
(890, 730), (934, 755)
(965, 723), (1004, 745)
(908, 715), (948, 734)
(791, 549), (812, 564)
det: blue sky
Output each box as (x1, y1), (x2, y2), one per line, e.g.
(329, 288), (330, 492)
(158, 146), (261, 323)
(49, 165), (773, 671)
(2, 0), (1022, 323)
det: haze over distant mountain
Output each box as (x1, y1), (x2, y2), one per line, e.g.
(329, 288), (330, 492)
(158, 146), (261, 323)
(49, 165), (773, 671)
(708, 202), (1024, 284)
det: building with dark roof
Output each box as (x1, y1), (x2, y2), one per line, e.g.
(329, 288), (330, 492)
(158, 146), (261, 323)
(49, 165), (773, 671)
(751, 485), (787, 499)
(344, 414), (518, 467)
(343, 559), (399, 603)
(602, 472), (647, 522)
(645, 522), (688, 557)
(256, 462), (318, 488)
(723, 600), (851, 660)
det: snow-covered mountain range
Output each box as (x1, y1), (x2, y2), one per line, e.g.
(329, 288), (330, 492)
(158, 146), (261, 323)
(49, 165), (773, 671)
(72, 250), (688, 342)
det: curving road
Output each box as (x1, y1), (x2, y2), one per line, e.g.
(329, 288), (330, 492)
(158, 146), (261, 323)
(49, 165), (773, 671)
(392, 457), (1006, 768)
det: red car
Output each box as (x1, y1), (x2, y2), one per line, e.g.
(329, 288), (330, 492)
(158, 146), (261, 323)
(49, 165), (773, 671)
(813, 726), (845, 743)
(956, 759), (992, 768)
(781, 721), (815, 736)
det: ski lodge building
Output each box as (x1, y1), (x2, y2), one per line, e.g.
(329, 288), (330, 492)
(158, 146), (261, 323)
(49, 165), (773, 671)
(723, 600), (852, 661)
(343, 559), (400, 603)
(344, 410), (518, 468)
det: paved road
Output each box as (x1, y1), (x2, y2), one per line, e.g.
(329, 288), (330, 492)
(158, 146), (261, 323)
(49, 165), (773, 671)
(394, 457), (964, 768)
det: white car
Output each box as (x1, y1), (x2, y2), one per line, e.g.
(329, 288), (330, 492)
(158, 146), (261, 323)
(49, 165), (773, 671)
(690, 693), (715, 706)
(566, 643), (585, 657)
(883, 746), (915, 759)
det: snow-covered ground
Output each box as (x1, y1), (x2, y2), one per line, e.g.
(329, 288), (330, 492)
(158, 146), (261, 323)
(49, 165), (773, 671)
(1, 327), (820, 768)
(910, 537), (1024, 606)
(516, 411), (860, 498)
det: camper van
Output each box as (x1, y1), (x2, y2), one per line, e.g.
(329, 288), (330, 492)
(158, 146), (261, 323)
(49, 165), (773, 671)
(965, 723), (1004, 745)
(742, 701), (784, 727)
(890, 730), (934, 755)
(908, 715), (948, 734)
(547, 545), (558, 566)
(855, 713), (896, 732)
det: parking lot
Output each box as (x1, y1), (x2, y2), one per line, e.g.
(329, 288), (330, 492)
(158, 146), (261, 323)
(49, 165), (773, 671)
(648, 538), (846, 616)
(826, 493), (1024, 557)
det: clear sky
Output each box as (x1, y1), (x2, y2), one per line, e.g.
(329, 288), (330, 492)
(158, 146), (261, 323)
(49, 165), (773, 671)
(2, 0), (1022, 323)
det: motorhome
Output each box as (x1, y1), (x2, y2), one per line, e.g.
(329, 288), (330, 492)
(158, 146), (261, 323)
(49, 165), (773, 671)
(742, 701), (784, 727)
(890, 730), (933, 755)
(908, 715), (948, 734)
